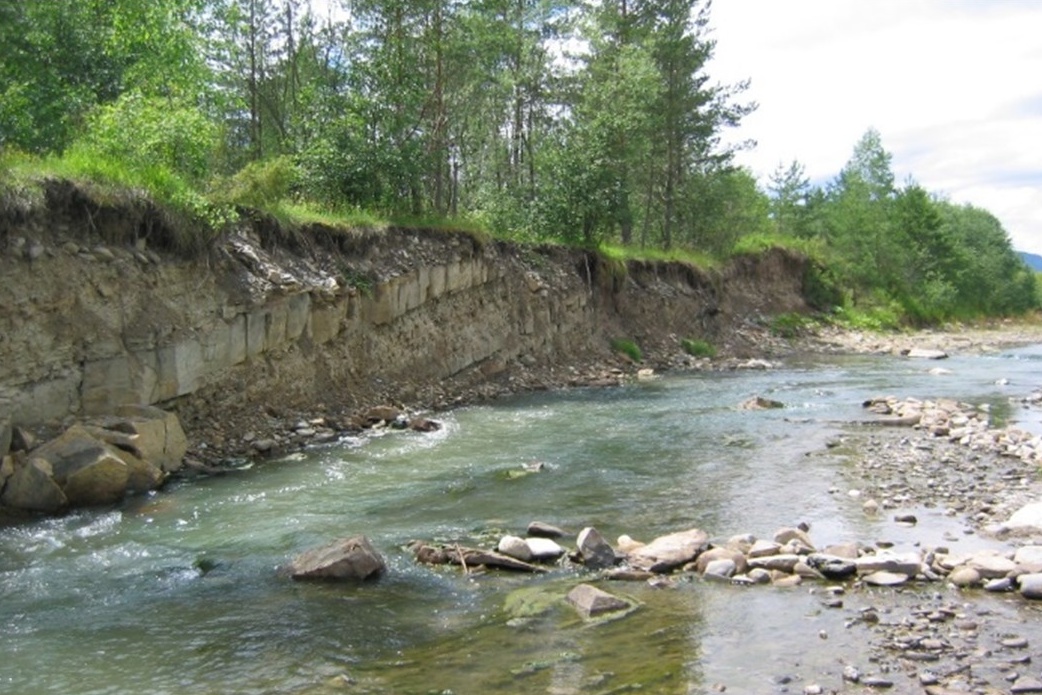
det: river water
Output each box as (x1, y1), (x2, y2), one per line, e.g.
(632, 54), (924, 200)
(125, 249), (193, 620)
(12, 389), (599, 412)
(3, 346), (1042, 694)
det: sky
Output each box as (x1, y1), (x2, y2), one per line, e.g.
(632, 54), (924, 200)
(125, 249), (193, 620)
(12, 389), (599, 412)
(707, 0), (1042, 254)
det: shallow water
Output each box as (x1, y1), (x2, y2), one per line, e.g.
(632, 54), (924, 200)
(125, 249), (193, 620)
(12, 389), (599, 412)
(2, 347), (1042, 694)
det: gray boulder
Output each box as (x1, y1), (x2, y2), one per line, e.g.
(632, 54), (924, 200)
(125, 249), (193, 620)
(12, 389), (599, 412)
(566, 583), (630, 619)
(855, 552), (922, 577)
(966, 551), (1016, 579)
(862, 570), (909, 587)
(773, 527), (816, 551)
(948, 566), (981, 588)
(806, 554), (857, 580)
(527, 521), (567, 539)
(28, 426), (134, 506)
(110, 405), (188, 473)
(576, 527), (616, 569)
(1018, 573), (1042, 600)
(748, 554), (800, 574)
(693, 547), (748, 575)
(703, 559), (737, 580)
(748, 539), (782, 558)
(627, 528), (709, 573)
(0, 457), (68, 512)
(286, 536), (386, 581)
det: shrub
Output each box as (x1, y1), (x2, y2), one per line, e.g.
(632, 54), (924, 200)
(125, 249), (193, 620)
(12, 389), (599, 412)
(214, 156), (300, 210)
(77, 91), (219, 182)
(611, 338), (642, 362)
(681, 338), (716, 358)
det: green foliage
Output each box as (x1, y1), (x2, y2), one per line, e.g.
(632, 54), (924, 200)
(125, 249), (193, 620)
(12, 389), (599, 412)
(78, 92), (219, 182)
(214, 156), (300, 210)
(610, 338), (643, 363)
(802, 262), (844, 311)
(681, 338), (717, 358)
(831, 304), (903, 332)
(599, 243), (718, 271)
(0, 148), (45, 218)
(1, 0), (1035, 329)
(731, 233), (826, 261)
(769, 313), (815, 339)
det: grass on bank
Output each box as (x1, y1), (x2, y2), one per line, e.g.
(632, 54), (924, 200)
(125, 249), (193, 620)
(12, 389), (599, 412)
(611, 338), (643, 362)
(5, 147), (1031, 333)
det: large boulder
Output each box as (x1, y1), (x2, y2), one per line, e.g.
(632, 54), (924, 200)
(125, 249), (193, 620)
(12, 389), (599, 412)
(105, 405), (188, 473)
(28, 426), (131, 506)
(627, 528), (709, 573)
(0, 456), (68, 512)
(286, 536), (386, 581)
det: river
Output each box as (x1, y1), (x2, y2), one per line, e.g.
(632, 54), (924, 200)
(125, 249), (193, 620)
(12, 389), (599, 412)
(3, 346), (1042, 694)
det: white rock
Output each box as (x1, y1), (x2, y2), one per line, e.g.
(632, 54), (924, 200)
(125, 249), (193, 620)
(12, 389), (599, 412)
(1007, 502), (1042, 531)
(497, 535), (533, 562)
(1019, 573), (1042, 600)
(1014, 546), (1042, 565)
(525, 537), (564, 561)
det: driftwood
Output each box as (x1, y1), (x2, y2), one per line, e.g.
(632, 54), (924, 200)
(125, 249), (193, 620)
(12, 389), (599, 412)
(411, 543), (547, 573)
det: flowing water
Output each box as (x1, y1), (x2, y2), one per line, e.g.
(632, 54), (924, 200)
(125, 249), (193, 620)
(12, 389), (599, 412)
(3, 346), (1042, 694)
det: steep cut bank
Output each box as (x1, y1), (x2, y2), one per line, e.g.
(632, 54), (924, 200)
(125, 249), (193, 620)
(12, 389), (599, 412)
(0, 180), (811, 462)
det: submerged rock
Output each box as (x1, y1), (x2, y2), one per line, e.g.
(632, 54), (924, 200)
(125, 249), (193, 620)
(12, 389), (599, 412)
(527, 521), (567, 539)
(565, 583), (630, 619)
(738, 396), (784, 410)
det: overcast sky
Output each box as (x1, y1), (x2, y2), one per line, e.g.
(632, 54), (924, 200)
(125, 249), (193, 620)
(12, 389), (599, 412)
(708, 0), (1042, 253)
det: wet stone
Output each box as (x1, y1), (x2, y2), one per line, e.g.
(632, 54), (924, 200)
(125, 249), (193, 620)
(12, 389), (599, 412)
(1012, 678), (1042, 694)
(1001, 637), (1029, 649)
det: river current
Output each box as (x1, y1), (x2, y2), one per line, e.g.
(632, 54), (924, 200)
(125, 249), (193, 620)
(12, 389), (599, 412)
(3, 346), (1042, 694)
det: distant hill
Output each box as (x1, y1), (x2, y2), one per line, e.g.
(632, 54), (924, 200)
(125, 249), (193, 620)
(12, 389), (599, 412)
(1020, 251), (1042, 271)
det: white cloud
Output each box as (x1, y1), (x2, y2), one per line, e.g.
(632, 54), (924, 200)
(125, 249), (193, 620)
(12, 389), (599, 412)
(709, 0), (1042, 253)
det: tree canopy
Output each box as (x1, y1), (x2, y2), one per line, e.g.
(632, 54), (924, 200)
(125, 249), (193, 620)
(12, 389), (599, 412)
(0, 0), (1034, 322)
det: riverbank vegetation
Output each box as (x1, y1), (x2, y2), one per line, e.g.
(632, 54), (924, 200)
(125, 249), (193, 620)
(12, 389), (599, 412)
(1, 0), (1035, 324)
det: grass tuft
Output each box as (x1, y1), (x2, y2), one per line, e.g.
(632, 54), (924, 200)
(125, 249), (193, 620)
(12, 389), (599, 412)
(680, 338), (716, 358)
(611, 338), (642, 362)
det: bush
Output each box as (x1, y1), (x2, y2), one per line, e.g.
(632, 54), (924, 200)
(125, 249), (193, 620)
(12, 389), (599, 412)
(681, 338), (716, 358)
(77, 92), (219, 182)
(214, 156), (299, 210)
(611, 338), (642, 362)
